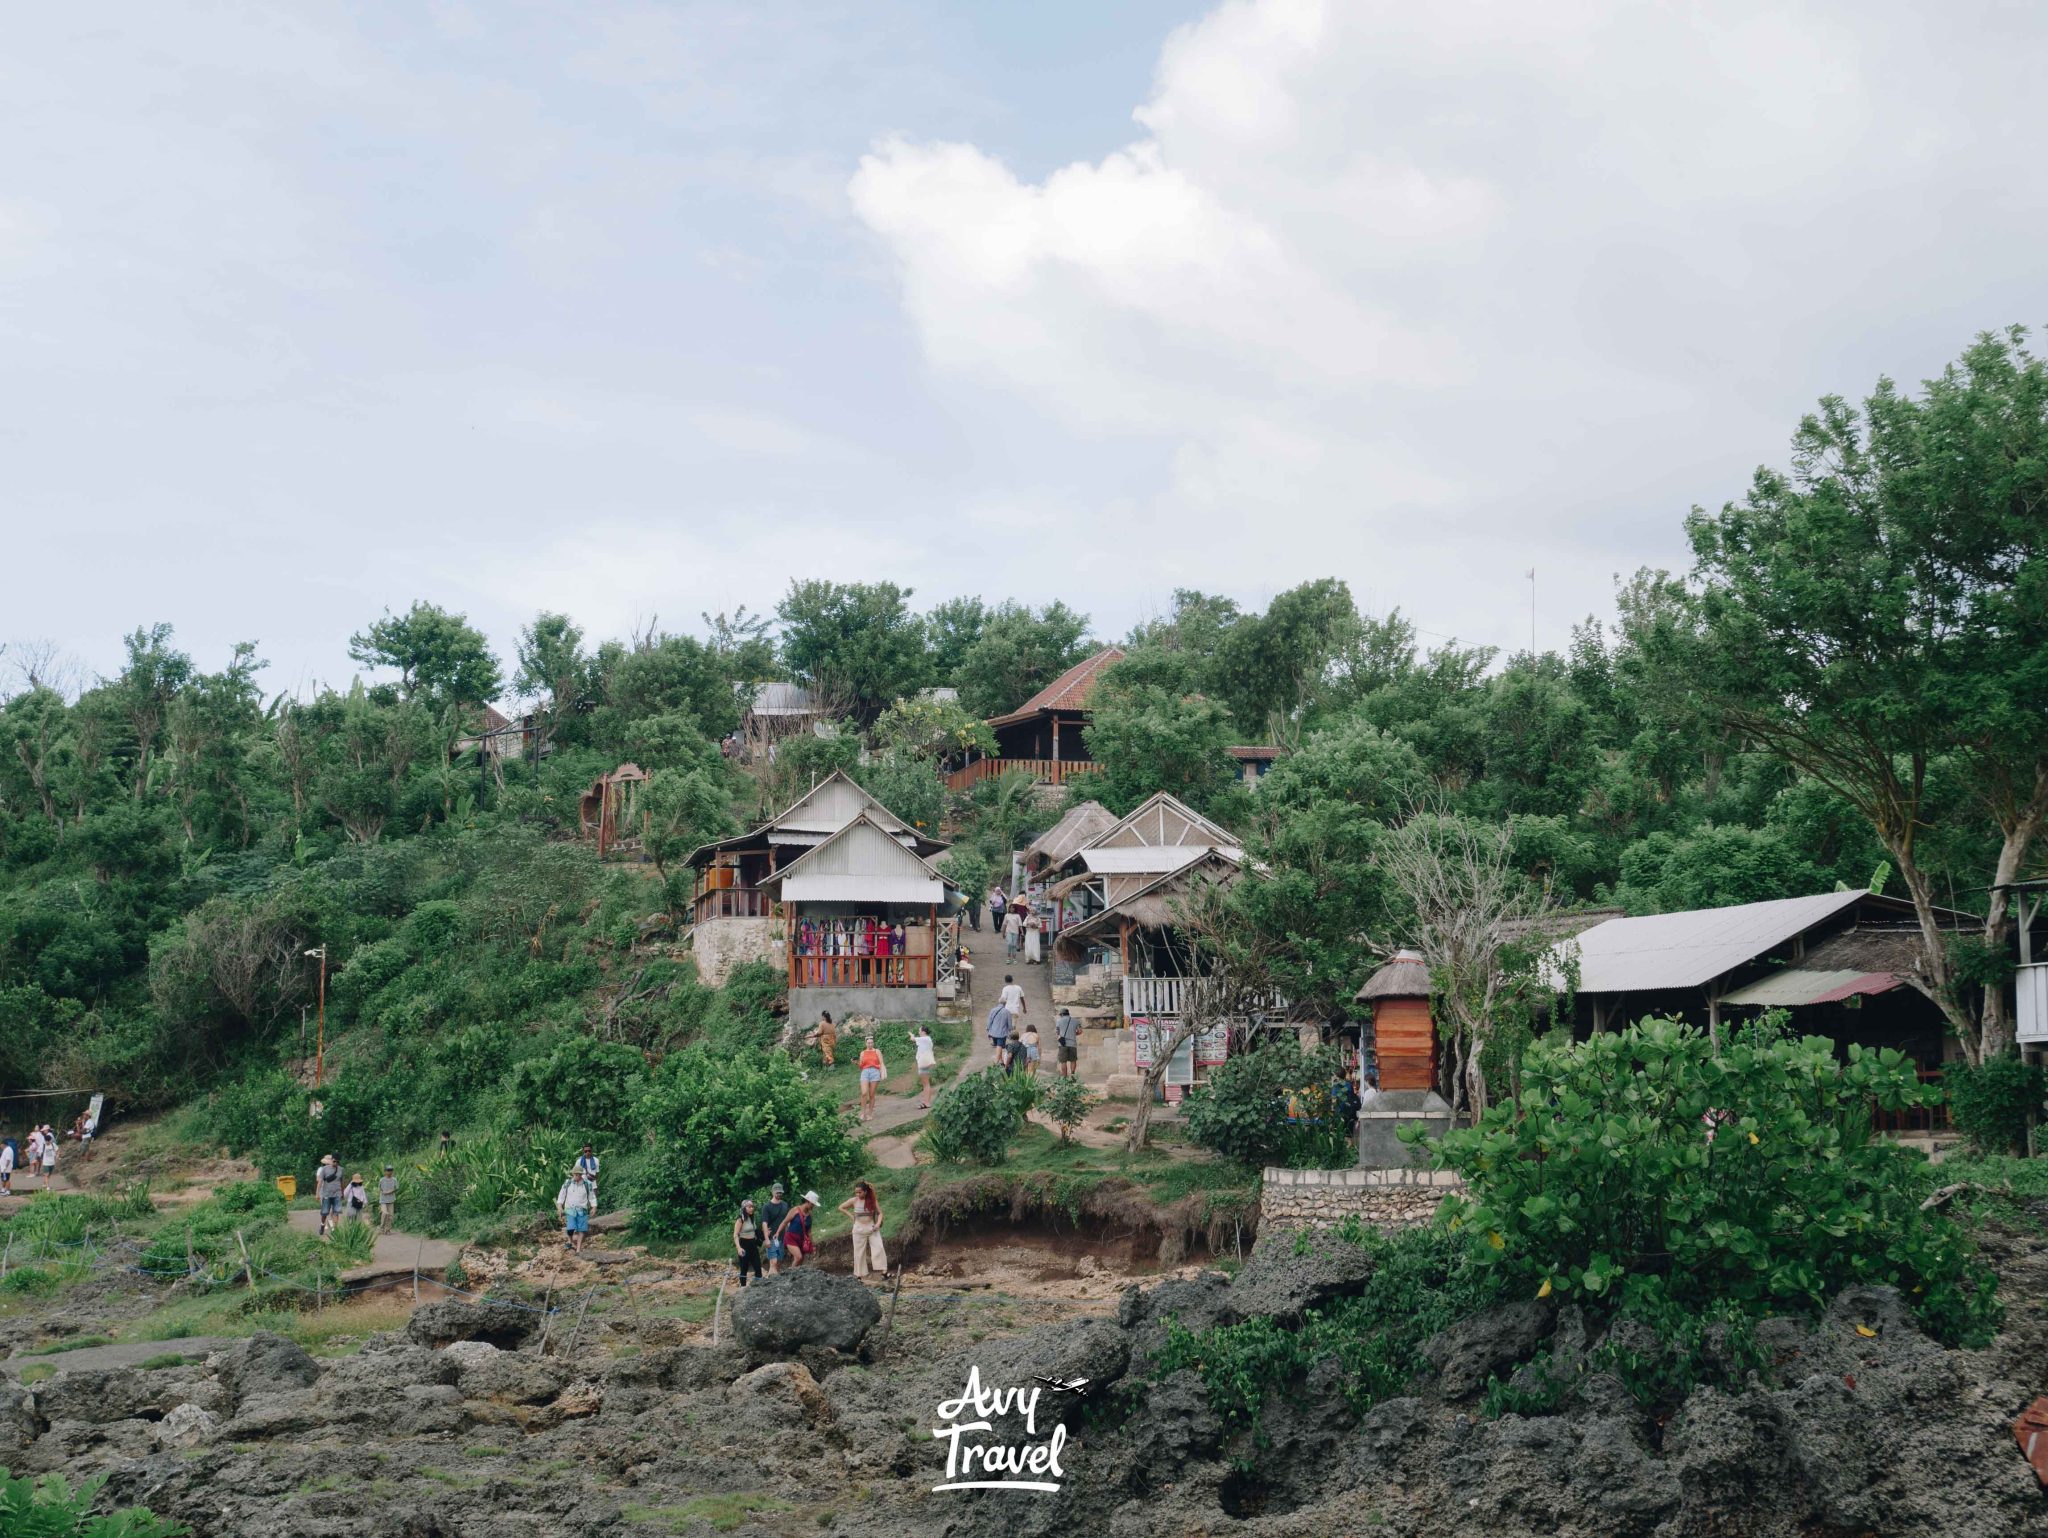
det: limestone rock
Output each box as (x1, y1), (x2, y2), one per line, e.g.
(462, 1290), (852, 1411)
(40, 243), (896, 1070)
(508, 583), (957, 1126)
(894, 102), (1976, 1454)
(406, 1298), (541, 1350)
(729, 1360), (835, 1429)
(1228, 1230), (1378, 1325)
(153, 1402), (221, 1449)
(1421, 1298), (1555, 1398)
(208, 1332), (320, 1410)
(730, 1268), (881, 1357)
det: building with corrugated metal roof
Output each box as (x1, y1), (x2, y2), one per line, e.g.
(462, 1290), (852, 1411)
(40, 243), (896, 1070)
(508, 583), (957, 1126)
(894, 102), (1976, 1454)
(1554, 889), (1975, 1074)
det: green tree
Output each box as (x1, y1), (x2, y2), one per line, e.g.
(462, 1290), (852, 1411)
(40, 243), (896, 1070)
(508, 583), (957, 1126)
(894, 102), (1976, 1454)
(113, 623), (194, 801)
(633, 1045), (858, 1238)
(1212, 578), (1358, 739)
(347, 602), (502, 709)
(643, 766), (738, 878)
(514, 612), (592, 750)
(874, 695), (997, 762)
(953, 601), (1092, 718)
(1609, 824), (1828, 915)
(925, 595), (989, 683)
(1683, 329), (2048, 1062)
(775, 580), (928, 723)
(1082, 670), (1236, 814)
(1426, 1018), (1995, 1344)
(924, 1066), (1034, 1164)
(855, 752), (944, 835)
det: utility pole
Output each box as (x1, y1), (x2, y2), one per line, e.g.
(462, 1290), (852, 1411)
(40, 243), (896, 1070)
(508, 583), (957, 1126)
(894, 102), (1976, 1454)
(1526, 568), (1536, 657)
(304, 947), (328, 1086)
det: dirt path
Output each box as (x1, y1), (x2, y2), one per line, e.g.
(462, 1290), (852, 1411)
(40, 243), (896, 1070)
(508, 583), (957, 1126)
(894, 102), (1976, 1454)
(286, 1210), (460, 1281)
(0, 1337), (239, 1377)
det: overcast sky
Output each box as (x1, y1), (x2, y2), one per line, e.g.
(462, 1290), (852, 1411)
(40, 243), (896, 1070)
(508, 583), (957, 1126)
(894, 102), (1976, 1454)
(6, 0), (2043, 699)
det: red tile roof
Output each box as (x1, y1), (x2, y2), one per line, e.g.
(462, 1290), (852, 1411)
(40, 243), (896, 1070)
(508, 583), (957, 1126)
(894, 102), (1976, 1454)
(988, 646), (1125, 726)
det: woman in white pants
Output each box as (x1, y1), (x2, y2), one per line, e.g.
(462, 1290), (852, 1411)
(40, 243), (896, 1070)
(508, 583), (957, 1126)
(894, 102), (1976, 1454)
(840, 1180), (887, 1282)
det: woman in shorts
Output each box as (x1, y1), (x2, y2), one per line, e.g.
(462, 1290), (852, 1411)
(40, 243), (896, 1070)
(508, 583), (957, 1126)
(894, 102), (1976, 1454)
(857, 1036), (885, 1122)
(776, 1192), (819, 1268)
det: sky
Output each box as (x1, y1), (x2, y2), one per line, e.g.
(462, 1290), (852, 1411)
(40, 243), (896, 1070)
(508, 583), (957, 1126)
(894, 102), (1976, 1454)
(5, 0), (2045, 701)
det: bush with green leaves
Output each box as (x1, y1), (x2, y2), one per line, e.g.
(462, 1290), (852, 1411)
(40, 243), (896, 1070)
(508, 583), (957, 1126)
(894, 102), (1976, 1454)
(1038, 1076), (1096, 1144)
(508, 1032), (647, 1135)
(0, 1471), (186, 1537)
(1157, 1223), (1503, 1436)
(1181, 1037), (1353, 1169)
(1945, 1053), (2045, 1156)
(924, 1067), (1036, 1165)
(1419, 1016), (1999, 1344)
(632, 1045), (858, 1238)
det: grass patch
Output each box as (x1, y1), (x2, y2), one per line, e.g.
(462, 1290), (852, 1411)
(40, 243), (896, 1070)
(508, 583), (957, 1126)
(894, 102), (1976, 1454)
(624, 1495), (794, 1533)
(17, 1364), (53, 1385)
(462, 1445), (508, 1459)
(26, 1334), (114, 1355)
(137, 1353), (193, 1370)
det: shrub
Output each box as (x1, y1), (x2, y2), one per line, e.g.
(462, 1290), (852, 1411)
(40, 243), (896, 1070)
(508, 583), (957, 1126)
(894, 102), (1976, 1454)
(1421, 1017), (2000, 1345)
(0, 1470), (187, 1536)
(1158, 1224), (1503, 1435)
(1181, 1037), (1353, 1169)
(632, 1045), (858, 1239)
(1945, 1054), (2045, 1156)
(508, 1033), (647, 1135)
(327, 1219), (376, 1265)
(1038, 1076), (1096, 1144)
(924, 1067), (1035, 1165)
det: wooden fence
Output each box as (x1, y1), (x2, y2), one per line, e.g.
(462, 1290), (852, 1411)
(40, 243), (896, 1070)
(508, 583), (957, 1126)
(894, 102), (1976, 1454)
(693, 887), (773, 922)
(788, 954), (935, 989)
(943, 758), (1092, 793)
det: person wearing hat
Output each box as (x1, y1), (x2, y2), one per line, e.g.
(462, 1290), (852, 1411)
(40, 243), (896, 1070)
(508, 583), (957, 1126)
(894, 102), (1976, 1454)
(761, 1183), (791, 1274)
(775, 1191), (819, 1269)
(732, 1198), (767, 1286)
(313, 1153), (344, 1238)
(343, 1171), (370, 1224)
(377, 1165), (399, 1233)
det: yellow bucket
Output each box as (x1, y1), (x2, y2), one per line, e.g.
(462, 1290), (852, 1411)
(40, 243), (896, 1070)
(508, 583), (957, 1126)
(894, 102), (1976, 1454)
(275, 1175), (298, 1200)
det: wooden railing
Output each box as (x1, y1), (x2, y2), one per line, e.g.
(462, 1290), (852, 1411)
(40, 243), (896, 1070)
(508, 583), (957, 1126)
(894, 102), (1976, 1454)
(1872, 1070), (1952, 1136)
(944, 757), (1092, 793)
(789, 954), (935, 989)
(694, 887), (773, 922)
(1123, 975), (1289, 1019)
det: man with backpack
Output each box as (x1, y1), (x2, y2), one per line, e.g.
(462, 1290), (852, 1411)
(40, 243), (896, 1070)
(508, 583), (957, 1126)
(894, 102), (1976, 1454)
(314, 1153), (344, 1238)
(986, 1000), (1013, 1067)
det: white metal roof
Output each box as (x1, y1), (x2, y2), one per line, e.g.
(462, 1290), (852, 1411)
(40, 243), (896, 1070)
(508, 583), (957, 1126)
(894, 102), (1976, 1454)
(779, 873), (945, 903)
(1563, 890), (1868, 994)
(1081, 845), (1242, 874)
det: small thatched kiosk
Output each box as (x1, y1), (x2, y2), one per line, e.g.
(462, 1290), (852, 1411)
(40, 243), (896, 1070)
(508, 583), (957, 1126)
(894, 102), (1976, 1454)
(1355, 949), (1436, 1092)
(1023, 799), (1116, 879)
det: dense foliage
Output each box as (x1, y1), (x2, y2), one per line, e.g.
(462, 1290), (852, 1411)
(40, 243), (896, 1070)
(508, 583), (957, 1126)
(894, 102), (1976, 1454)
(1181, 1037), (1353, 1169)
(1944, 1055), (2046, 1157)
(1422, 1017), (2000, 1345)
(0, 1472), (186, 1538)
(632, 1046), (859, 1238)
(923, 1067), (1035, 1165)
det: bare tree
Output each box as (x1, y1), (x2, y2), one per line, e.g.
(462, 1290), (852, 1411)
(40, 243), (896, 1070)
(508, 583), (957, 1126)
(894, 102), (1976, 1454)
(5, 638), (84, 699)
(1376, 809), (1558, 1120)
(1123, 875), (1292, 1152)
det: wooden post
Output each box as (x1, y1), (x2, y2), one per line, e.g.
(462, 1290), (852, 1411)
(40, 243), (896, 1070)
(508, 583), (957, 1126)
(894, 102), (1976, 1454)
(185, 1226), (196, 1280)
(876, 1266), (905, 1358)
(1119, 919), (1131, 984)
(2, 1232), (12, 1281)
(235, 1230), (254, 1289)
(536, 1276), (558, 1356)
(413, 1237), (424, 1304)
(563, 1287), (596, 1361)
(711, 1274), (729, 1347)
(619, 1273), (646, 1345)
(1051, 715), (1060, 772)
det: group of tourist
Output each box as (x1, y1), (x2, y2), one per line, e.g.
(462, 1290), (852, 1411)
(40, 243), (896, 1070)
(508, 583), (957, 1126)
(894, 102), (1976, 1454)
(732, 1178), (889, 1287)
(0, 1124), (68, 1194)
(983, 974), (1082, 1079)
(965, 886), (1048, 963)
(312, 1153), (401, 1239)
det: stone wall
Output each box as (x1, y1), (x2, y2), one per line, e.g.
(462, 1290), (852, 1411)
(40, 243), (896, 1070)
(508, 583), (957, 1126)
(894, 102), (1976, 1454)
(690, 916), (778, 987)
(789, 985), (936, 1023)
(1259, 1166), (1463, 1231)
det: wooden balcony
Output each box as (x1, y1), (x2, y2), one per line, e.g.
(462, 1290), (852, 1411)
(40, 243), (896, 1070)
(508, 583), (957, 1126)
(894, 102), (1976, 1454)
(944, 757), (1093, 793)
(693, 887), (774, 922)
(789, 953), (935, 989)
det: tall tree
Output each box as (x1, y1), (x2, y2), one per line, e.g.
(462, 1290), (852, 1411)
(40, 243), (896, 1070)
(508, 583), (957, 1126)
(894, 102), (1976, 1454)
(954, 600), (1092, 718)
(514, 612), (592, 750)
(775, 580), (928, 724)
(1212, 578), (1358, 740)
(114, 623), (193, 801)
(348, 602), (502, 710)
(1684, 329), (2048, 1063)
(925, 596), (989, 684)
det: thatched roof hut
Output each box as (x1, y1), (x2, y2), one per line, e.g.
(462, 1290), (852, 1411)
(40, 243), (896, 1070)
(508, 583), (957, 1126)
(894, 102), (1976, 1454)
(1025, 800), (1116, 873)
(1356, 949), (1430, 1001)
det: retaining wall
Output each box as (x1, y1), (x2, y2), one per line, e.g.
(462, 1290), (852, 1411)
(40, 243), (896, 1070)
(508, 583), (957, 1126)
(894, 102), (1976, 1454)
(1260, 1166), (1463, 1231)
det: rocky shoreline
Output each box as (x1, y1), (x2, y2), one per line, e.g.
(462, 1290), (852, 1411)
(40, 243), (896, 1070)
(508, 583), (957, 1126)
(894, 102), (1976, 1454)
(5, 1222), (2047, 1538)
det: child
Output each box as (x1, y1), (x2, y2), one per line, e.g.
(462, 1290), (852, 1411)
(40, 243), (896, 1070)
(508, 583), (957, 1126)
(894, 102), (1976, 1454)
(1022, 1022), (1041, 1077)
(343, 1172), (370, 1224)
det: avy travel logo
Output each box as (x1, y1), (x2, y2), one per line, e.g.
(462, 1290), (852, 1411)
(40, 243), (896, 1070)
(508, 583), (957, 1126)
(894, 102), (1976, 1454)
(931, 1366), (1087, 1493)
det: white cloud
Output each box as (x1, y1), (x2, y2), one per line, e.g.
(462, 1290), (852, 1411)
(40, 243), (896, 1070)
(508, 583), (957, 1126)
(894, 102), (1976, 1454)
(849, 0), (2048, 652)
